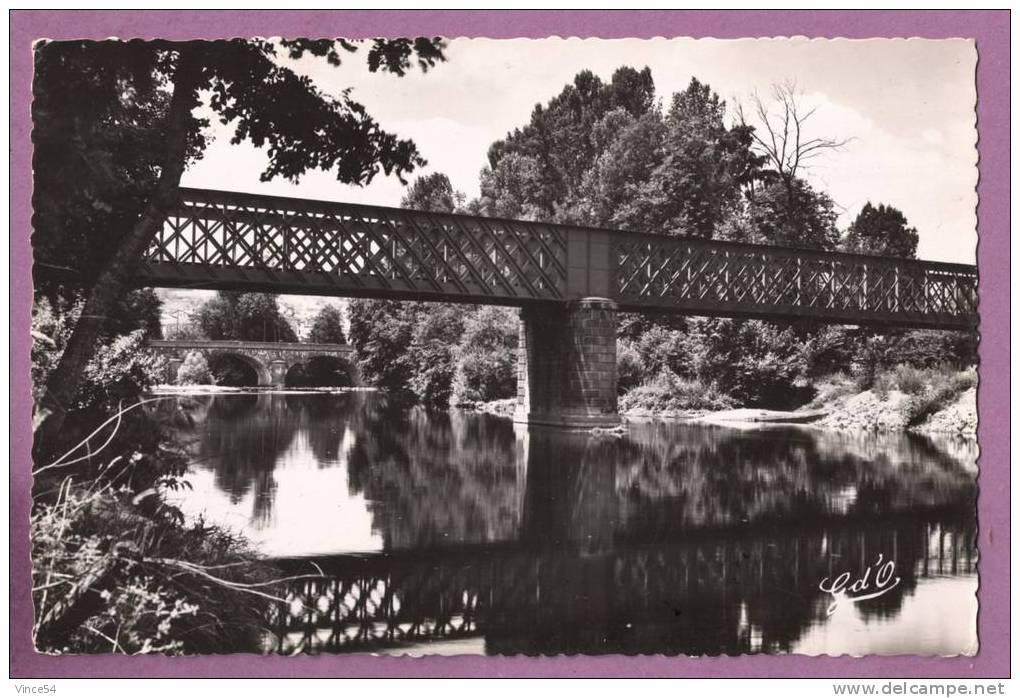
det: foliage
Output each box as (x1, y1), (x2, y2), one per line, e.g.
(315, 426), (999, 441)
(451, 307), (519, 404)
(32, 296), (166, 412)
(193, 291), (297, 342)
(347, 299), (420, 392)
(616, 339), (644, 394)
(682, 318), (810, 408)
(850, 329), (977, 390)
(32, 473), (274, 654)
(619, 370), (734, 413)
(869, 365), (977, 425)
(401, 171), (464, 213)
(621, 79), (760, 237)
(844, 202), (919, 258)
(728, 177), (841, 250)
(77, 333), (168, 409)
(478, 67), (658, 222)
(285, 357), (351, 388)
(106, 289), (164, 339)
(306, 304), (346, 345)
(176, 351), (212, 385)
(31, 296), (81, 403)
(407, 304), (467, 406)
(32, 38), (446, 293)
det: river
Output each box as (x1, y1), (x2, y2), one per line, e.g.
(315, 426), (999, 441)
(166, 390), (978, 657)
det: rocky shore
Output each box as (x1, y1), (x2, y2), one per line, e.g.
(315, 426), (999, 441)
(462, 384), (978, 438)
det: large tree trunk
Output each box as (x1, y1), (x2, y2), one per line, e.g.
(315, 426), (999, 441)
(33, 53), (203, 462)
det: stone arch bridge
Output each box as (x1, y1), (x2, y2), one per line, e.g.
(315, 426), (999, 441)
(147, 339), (358, 387)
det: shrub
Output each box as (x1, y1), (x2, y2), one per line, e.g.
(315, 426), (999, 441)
(633, 324), (689, 379)
(904, 367), (977, 425)
(32, 478), (273, 655)
(891, 364), (928, 396)
(176, 351), (212, 385)
(619, 370), (734, 413)
(807, 372), (858, 408)
(864, 364), (977, 426)
(686, 318), (808, 408)
(76, 331), (167, 409)
(616, 339), (643, 393)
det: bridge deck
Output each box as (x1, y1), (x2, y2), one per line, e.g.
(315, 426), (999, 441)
(134, 188), (978, 330)
(147, 339), (353, 354)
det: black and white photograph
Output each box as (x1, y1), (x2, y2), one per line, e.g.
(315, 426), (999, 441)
(30, 34), (979, 658)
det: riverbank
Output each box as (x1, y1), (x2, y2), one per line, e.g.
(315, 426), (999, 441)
(464, 368), (978, 437)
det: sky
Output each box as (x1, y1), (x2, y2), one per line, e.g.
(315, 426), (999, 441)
(176, 37), (978, 325)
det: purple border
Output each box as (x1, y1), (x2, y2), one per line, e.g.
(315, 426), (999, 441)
(9, 10), (1009, 679)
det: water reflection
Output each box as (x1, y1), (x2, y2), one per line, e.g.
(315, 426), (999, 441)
(170, 392), (977, 656)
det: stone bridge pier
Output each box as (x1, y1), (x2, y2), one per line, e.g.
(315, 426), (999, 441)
(515, 297), (620, 429)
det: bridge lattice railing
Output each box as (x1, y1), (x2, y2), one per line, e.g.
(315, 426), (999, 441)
(138, 188), (978, 330)
(144, 188), (568, 302)
(614, 233), (978, 328)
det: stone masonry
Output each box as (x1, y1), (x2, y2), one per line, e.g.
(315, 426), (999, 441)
(514, 297), (621, 428)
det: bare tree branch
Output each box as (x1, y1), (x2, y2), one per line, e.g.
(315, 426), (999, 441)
(738, 80), (852, 185)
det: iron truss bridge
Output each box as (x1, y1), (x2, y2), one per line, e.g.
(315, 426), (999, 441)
(135, 188), (978, 330)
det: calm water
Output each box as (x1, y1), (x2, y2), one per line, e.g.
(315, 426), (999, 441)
(167, 391), (978, 657)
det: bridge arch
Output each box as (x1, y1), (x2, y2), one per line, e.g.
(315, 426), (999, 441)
(284, 356), (354, 388)
(148, 339), (358, 388)
(207, 351), (272, 387)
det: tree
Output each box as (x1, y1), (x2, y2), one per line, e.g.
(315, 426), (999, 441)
(479, 66), (656, 222)
(193, 291), (297, 342)
(307, 304), (347, 345)
(347, 299), (419, 391)
(740, 178), (841, 250)
(736, 81), (850, 250)
(739, 80), (850, 191)
(407, 304), (467, 406)
(844, 202), (919, 258)
(451, 306), (519, 404)
(106, 288), (164, 339)
(33, 37), (446, 453)
(626, 79), (761, 237)
(400, 172), (464, 213)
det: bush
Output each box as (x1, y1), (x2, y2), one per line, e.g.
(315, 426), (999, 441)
(75, 331), (166, 409)
(616, 339), (643, 393)
(632, 324), (689, 379)
(864, 364), (977, 425)
(619, 370), (734, 413)
(904, 366), (977, 425)
(32, 477), (273, 654)
(176, 351), (212, 385)
(807, 372), (858, 407)
(686, 318), (808, 408)
(891, 364), (928, 396)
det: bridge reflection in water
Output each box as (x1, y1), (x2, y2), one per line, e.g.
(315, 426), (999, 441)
(168, 393), (978, 656)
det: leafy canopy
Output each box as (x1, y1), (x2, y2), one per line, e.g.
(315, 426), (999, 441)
(32, 38), (446, 290)
(193, 291), (297, 342)
(844, 202), (919, 258)
(307, 304), (347, 345)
